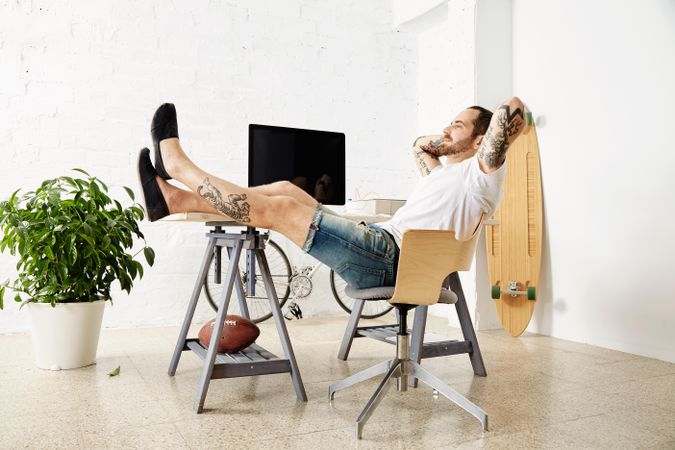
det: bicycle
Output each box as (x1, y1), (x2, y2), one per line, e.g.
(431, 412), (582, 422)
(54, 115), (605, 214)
(203, 231), (394, 323)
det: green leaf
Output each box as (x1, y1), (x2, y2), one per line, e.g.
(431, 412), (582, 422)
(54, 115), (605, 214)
(72, 168), (91, 176)
(108, 366), (121, 377)
(143, 247), (155, 266)
(0, 285), (5, 310)
(123, 187), (135, 201)
(57, 262), (68, 281)
(70, 242), (78, 264)
(44, 246), (55, 261)
(97, 179), (109, 192)
(134, 261), (144, 279)
(62, 177), (78, 188)
(90, 180), (101, 197)
(127, 259), (137, 279)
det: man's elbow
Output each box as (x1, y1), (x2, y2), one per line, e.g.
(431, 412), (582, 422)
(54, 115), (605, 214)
(412, 136), (425, 147)
(504, 96), (524, 111)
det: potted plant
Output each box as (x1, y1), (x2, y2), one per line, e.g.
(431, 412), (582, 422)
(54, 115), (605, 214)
(0, 168), (155, 370)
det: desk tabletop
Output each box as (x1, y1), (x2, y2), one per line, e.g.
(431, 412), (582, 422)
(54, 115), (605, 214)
(159, 212), (391, 225)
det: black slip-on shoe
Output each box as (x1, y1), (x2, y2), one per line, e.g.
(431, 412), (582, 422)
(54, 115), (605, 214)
(137, 147), (170, 222)
(150, 103), (178, 180)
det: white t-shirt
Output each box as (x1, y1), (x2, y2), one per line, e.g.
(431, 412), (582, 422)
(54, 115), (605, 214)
(378, 155), (506, 248)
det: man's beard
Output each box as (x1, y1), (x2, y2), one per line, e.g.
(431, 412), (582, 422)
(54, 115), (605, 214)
(440, 136), (474, 156)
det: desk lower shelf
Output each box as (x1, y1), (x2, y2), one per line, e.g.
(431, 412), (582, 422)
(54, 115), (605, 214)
(185, 339), (291, 379)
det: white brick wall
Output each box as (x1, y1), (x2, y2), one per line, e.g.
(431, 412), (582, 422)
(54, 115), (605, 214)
(0, 0), (418, 332)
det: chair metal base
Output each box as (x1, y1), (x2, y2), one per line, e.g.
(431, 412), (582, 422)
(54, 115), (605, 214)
(329, 357), (488, 439)
(337, 272), (487, 389)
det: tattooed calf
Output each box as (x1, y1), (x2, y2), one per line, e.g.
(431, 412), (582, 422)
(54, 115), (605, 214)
(197, 177), (251, 222)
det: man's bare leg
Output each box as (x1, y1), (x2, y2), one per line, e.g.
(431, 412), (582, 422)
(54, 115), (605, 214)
(249, 181), (319, 209)
(157, 179), (319, 216)
(158, 138), (316, 248)
(156, 177), (220, 215)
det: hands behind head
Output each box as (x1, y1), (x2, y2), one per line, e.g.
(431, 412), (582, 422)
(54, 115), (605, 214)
(420, 137), (445, 157)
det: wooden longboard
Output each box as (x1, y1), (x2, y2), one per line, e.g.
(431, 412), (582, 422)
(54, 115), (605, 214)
(486, 113), (543, 337)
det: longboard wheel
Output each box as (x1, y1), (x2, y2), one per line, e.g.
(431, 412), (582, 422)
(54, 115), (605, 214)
(491, 285), (501, 299)
(527, 286), (536, 301)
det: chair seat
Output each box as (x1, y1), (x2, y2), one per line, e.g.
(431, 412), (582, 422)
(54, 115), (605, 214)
(345, 285), (458, 305)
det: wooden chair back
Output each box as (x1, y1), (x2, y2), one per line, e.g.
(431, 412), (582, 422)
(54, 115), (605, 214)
(389, 218), (484, 306)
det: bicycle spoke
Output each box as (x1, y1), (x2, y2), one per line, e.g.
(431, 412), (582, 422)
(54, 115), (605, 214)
(330, 270), (394, 319)
(204, 239), (292, 323)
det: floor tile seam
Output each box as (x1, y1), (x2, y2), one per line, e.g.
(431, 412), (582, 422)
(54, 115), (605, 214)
(223, 424), (355, 444)
(456, 372), (589, 395)
(593, 355), (665, 366)
(443, 418), (557, 443)
(77, 396), (178, 415)
(514, 348), (630, 367)
(0, 362), (43, 371)
(63, 382), (164, 404)
(173, 415), (351, 442)
(539, 369), (647, 388)
(152, 421), (191, 448)
(547, 412), (666, 445)
(7, 402), (81, 419)
(124, 349), (172, 402)
(604, 404), (675, 435)
(516, 339), (645, 357)
(80, 416), (181, 435)
(520, 341), (643, 360)
(583, 371), (675, 392)
(10, 430), (89, 449)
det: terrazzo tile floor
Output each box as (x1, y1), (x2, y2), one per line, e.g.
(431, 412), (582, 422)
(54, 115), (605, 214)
(2, 314), (674, 449)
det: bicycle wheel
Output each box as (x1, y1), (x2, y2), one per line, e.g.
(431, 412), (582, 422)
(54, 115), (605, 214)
(204, 239), (291, 323)
(330, 270), (394, 319)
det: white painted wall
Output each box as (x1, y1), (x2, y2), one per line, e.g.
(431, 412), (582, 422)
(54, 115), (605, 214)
(473, 0), (514, 330)
(395, 0), (481, 323)
(512, 0), (675, 362)
(395, 0), (514, 327)
(0, 0), (418, 332)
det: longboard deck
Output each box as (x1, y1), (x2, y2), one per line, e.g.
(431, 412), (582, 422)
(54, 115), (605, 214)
(486, 115), (543, 337)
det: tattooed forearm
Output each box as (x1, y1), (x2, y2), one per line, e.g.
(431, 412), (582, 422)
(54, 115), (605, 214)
(197, 177), (251, 222)
(412, 135), (442, 177)
(414, 149), (433, 175)
(477, 101), (525, 169)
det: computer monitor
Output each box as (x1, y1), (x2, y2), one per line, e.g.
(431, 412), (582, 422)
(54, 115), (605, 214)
(248, 124), (346, 206)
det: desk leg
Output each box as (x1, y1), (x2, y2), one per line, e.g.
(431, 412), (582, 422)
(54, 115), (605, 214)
(169, 238), (216, 377)
(226, 247), (251, 319)
(194, 240), (244, 412)
(256, 250), (307, 401)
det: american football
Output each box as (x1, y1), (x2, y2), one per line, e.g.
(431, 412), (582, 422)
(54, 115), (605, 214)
(198, 315), (260, 354)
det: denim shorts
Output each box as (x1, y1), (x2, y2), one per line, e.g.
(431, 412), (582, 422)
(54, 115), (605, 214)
(302, 204), (400, 289)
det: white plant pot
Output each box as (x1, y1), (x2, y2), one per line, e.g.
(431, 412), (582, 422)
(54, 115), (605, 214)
(28, 300), (106, 370)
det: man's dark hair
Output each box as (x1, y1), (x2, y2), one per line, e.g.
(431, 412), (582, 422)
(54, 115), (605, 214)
(467, 106), (493, 138)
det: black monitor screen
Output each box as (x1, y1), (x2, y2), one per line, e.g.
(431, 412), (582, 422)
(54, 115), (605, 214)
(248, 124), (346, 205)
